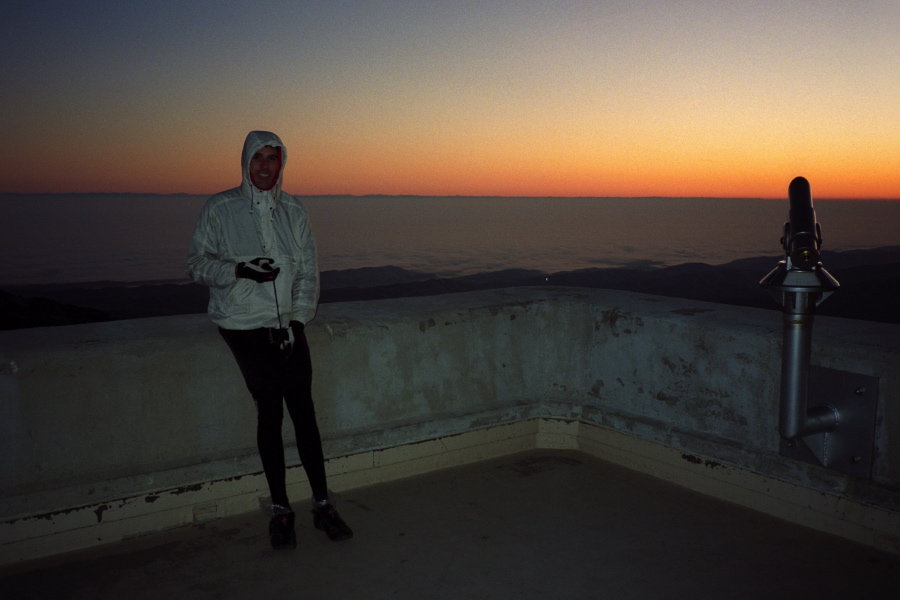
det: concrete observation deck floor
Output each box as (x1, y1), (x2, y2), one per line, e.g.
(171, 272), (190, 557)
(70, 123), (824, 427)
(2, 449), (898, 600)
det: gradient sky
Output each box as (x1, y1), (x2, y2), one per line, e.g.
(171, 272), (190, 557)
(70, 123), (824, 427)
(2, 1), (898, 198)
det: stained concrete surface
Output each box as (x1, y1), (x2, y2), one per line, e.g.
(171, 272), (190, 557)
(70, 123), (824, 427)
(2, 449), (898, 600)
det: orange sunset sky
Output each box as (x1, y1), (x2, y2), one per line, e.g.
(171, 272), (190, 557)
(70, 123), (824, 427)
(2, 1), (898, 199)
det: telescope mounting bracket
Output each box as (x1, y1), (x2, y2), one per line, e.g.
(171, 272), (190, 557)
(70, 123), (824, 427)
(779, 366), (879, 479)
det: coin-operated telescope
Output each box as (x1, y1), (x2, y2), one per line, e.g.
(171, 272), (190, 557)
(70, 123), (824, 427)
(760, 177), (877, 478)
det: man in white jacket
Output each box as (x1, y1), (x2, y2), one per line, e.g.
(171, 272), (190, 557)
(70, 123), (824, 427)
(187, 131), (352, 548)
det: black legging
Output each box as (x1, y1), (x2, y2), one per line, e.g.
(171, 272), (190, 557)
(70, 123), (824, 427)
(219, 325), (328, 507)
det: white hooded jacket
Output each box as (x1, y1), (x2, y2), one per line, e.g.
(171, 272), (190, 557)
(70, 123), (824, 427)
(186, 131), (319, 329)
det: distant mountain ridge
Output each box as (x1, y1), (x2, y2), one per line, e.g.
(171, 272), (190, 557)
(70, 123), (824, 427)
(2, 247), (898, 330)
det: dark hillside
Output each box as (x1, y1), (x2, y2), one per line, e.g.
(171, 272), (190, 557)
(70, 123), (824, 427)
(2, 247), (898, 330)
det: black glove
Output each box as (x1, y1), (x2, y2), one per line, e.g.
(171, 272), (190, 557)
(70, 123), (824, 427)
(284, 321), (305, 354)
(289, 320), (304, 337)
(269, 321), (304, 354)
(236, 257), (280, 283)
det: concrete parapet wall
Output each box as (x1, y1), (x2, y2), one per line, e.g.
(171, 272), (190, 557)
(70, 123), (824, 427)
(1, 287), (898, 563)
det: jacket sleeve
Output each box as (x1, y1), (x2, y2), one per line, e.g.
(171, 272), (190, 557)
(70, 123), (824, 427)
(291, 209), (320, 323)
(186, 202), (239, 289)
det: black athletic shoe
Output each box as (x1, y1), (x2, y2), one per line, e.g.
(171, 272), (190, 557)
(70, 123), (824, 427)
(269, 511), (297, 549)
(313, 504), (353, 541)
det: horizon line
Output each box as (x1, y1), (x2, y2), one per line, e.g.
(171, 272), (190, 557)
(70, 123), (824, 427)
(2, 191), (898, 202)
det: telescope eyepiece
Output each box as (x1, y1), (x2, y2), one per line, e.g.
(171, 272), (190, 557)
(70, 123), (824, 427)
(791, 247), (819, 270)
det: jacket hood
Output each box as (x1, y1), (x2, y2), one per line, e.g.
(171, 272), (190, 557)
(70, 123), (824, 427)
(241, 131), (287, 198)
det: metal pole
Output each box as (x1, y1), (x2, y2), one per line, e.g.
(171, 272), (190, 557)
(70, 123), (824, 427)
(779, 297), (836, 438)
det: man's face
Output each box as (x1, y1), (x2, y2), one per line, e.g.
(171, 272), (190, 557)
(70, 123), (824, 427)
(249, 145), (281, 191)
